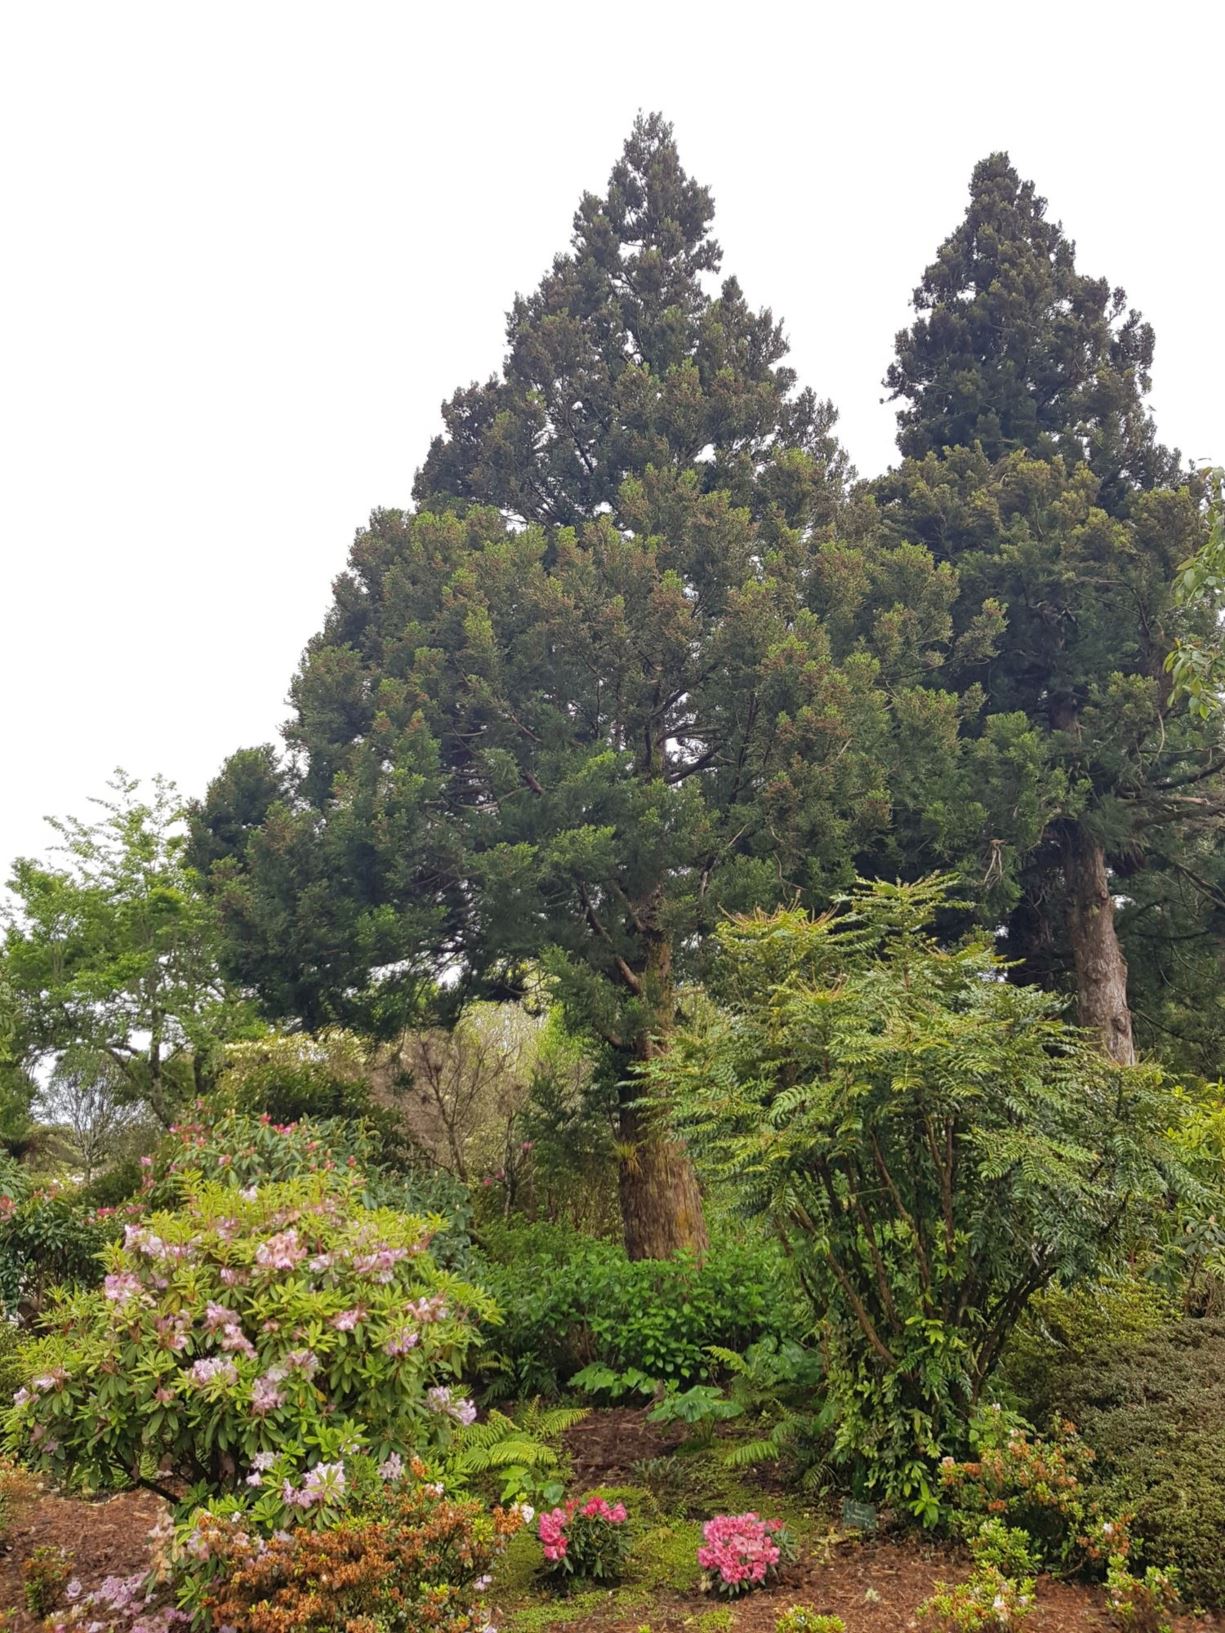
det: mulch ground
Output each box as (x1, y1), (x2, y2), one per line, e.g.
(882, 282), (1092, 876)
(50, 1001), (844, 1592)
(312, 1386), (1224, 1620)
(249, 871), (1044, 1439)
(0, 1486), (166, 1624)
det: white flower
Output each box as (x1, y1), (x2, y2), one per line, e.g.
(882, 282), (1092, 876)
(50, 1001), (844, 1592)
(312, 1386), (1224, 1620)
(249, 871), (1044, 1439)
(516, 1502), (535, 1524)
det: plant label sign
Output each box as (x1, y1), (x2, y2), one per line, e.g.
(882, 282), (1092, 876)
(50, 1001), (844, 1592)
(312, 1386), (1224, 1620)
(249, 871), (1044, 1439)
(840, 1499), (877, 1532)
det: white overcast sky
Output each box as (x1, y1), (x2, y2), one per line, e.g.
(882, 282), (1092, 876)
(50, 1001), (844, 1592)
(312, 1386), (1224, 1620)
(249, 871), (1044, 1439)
(2, 1), (1222, 876)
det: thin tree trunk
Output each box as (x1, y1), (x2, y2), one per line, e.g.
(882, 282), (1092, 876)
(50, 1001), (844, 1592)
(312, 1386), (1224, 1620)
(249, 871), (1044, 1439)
(1062, 823), (1136, 1065)
(616, 920), (708, 1261)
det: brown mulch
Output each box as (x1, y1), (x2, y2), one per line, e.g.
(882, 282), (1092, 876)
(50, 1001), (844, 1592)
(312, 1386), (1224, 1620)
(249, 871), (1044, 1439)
(564, 1403), (688, 1484)
(0, 1487), (166, 1623)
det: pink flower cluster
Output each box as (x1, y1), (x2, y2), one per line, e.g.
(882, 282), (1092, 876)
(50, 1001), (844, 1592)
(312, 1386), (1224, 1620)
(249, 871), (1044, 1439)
(281, 1460), (346, 1508)
(697, 1512), (785, 1593)
(537, 1497), (627, 1561)
(255, 1228), (306, 1271)
(426, 1384), (477, 1425)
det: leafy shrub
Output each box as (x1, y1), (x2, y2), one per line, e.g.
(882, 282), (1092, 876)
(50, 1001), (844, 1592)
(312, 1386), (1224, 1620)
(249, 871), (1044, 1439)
(0, 1189), (116, 1317)
(696, 1512), (794, 1596)
(538, 1495), (631, 1584)
(150, 1107), (474, 1267)
(966, 1518), (1040, 1580)
(448, 1401), (585, 1505)
(1034, 1317), (1225, 1606)
(938, 1412), (1104, 1572)
(776, 1613), (845, 1633)
(916, 1567), (1035, 1631)
(23, 1544), (71, 1616)
(5, 1166), (492, 1499)
(76, 1157), (146, 1212)
(0, 1320), (29, 1404)
(188, 1473), (523, 1633)
(477, 1221), (800, 1397)
(657, 878), (1214, 1517)
(1105, 1556), (1180, 1632)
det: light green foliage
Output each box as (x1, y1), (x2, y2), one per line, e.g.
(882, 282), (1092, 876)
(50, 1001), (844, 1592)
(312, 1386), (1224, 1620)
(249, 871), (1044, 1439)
(448, 1401), (586, 1505)
(657, 876), (1213, 1513)
(5, 1151), (493, 1503)
(1105, 1556), (1180, 1632)
(776, 1611), (845, 1633)
(917, 1567), (1035, 1631)
(2, 773), (255, 1126)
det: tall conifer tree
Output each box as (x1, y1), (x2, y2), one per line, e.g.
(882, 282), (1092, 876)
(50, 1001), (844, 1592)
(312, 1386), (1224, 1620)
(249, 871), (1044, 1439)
(882, 156), (1222, 1064)
(196, 116), (972, 1255)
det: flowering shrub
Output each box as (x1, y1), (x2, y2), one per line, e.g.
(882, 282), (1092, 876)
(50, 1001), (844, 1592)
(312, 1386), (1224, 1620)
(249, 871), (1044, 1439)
(1105, 1555), (1180, 1633)
(916, 1567), (1035, 1631)
(4, 1167), (492, 1499)
(538, 1494), (630, 1583)
(190, 1471), (523, 1633)
(938, 1415), (1102, 1571)
(697, 1512), (793, 1596)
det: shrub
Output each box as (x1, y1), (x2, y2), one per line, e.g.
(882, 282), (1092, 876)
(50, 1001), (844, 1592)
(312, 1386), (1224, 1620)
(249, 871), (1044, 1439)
(477, 1220), (800, 1397)
(656, 878), (1214, 1517)
(23, 1544), (72, 1617)
(1034, 1317), (1225, 1606)
(966, 1518), (1040, 1580)
(188, 1475), (522, 1633)
(696, 1512), (793, 1597)
(0, 1189), (116, 1318)
(916, 1567), (1035, 1631)
(538, 1494), (631, 1584)
(938, 1413), (1103, 1572)
(5, 1165), (492, 1500)
(150, 1107), (474, 1268)
(776, 1611), (846, 1633)
(1105, 1556), (1180, 1633)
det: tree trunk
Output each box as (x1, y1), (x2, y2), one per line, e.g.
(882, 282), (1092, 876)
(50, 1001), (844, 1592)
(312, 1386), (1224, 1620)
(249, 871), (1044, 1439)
(1062, 823), (1136, 1065)
(616, 917), (708, 1261)
(617, 1096), (709, 1260)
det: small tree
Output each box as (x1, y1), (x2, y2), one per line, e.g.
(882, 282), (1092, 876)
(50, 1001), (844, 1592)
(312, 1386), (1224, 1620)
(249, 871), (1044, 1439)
(655, 876), (1206, 1516)
(39, 1051), (144, 1183)
(3, 773), (254, 1124)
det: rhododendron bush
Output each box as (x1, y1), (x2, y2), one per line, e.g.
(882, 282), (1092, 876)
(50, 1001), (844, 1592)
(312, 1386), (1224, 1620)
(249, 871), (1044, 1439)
(4, 1165), (492, 1500)
(537, 1494), (630, 1582)
(173, 1457), (524, 1633)
(697, 1512), (793, 1596)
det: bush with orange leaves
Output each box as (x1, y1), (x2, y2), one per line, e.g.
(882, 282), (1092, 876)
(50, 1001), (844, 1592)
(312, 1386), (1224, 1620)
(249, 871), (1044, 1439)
(194, 1472), (523, 1633)
(938, 1410), (1120, 1574)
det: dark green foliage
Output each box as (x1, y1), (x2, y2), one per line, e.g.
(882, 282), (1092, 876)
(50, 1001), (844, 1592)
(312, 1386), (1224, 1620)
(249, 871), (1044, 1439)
(197, 117), (1010, 1257)
(880, 157), (1222, 1065)
(415, 112), (845, 531)
(0, 1191), (116, 1319)
(474, 1221), (801, 1398)
(1033, 1319), (1225, 1607)
(0, 1319), (30, 1403)
(76, 1155), (145, 1211)
(657, 877), (1212, 1514)
(885, 152), (1179, 509)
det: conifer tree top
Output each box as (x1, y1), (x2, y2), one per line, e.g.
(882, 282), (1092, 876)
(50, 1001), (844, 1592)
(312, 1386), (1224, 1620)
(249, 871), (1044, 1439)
(886, 152), (1179, 508)
(414, 113), (844, 529)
